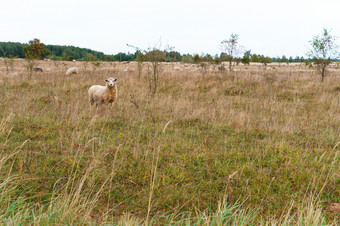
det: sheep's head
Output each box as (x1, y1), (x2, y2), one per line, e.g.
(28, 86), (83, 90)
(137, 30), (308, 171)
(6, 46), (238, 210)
(105, 78), (118, 88)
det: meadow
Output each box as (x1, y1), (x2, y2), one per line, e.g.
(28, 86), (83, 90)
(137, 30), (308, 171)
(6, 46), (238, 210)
(0, 59), (339, 225)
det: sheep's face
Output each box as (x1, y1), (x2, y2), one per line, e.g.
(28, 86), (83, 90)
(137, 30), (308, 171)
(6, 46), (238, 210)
(105, 78), (118, 88)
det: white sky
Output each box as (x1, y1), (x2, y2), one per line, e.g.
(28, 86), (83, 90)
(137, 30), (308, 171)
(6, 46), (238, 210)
(1, 0), (340, 57)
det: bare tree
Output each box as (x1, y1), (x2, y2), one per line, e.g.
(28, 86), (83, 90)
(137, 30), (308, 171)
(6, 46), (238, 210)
(220, 33), (243, 71)
(136, 53), (145, 79)
(145, 48), (165, 94)
(127, 44), (145, 79)
(198, 62), (209, 78)
(4, 57), (15, 74)
(308, 28), (339, 82)
(24, 52), (37, 77)
(128, 43), (168, 95)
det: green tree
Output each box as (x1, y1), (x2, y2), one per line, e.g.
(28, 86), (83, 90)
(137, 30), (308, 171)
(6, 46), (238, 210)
(259, 55), (272, 66)
(202, 53), (214, 64)
(181, 54), (194, 64)
(307, 28), (339, 82)
(166, 51), (181, 62)
(193, 54), (201, 64)
(213, 55), (221, 64)
(288, 56), (293, 63)
(241, 50), (251, 65)
(84, 53), (97, 61)
(0, 42), (25, 58)
(251, 54), (259, 62)
(241, 56), (250, 65)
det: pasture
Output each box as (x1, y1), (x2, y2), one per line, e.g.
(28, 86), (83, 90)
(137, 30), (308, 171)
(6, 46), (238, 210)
(0, 59), (339, 224)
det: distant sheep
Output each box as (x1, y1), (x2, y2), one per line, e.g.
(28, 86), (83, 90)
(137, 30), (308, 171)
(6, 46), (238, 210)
(265, 67), (276, 71)
(34, 67), (43, 72)
(88, 77), (118, 106)
(66, 67), (78, 76)
(173, 66), (183, 72)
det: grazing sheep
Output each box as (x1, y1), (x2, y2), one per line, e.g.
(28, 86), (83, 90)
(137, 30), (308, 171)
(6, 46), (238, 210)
(66, 67), (78, 76)
(34, 67), (43, 72)
(88, 77), (118, 106)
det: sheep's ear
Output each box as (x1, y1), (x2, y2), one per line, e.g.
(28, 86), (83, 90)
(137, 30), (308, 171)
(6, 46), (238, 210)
(105, 79), (109, 82)
(115, 78), (118, 81)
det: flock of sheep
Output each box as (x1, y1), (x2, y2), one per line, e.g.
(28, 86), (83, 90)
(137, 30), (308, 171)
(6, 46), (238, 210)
(34, 66), (119, 106)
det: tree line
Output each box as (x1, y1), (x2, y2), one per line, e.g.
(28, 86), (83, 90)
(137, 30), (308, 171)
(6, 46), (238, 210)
(0, 29), (338, 83)
(0, 41), (105, 61)
(0, 39), (309, 64)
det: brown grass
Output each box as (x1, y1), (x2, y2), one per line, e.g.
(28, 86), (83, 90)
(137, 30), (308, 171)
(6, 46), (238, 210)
(0, 58), (339, 224)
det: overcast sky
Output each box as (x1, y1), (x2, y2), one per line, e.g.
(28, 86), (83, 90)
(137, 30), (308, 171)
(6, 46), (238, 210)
(1, 0), (339, 57)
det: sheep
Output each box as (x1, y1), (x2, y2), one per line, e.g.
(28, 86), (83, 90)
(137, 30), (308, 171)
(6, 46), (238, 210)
(34, 67), (43, 72)
(173, 66), (183, 72)
(265, 66), (276, 71)
(88, 77), (118, 106)
(66, 67), (78, 76)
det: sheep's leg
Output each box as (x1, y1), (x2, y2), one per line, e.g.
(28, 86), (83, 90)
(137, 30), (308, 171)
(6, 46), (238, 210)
(88, 92), (94, 105)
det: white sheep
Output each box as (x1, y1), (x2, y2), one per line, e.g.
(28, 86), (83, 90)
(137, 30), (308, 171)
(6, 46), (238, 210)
(173, 66), (183, 71)
(88, 77), (118, 106)
(66, 67), (78, 76)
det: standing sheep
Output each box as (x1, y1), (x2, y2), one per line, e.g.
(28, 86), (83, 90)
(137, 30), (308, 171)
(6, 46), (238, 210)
(66, 67), (78, 76)
(88, 77), (118, 106)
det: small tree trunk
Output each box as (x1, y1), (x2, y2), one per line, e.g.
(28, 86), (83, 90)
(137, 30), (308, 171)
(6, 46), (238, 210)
(152, 63), (158, 94)
(321, 64), (326, 82)
(137, 62), (143, 79)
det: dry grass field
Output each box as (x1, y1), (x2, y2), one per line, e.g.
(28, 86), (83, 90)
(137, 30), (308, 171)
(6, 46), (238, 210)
(0, 59), (339, 224)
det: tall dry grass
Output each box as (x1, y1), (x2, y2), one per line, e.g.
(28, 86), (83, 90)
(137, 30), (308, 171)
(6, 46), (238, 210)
(0, 59), (339, 224)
